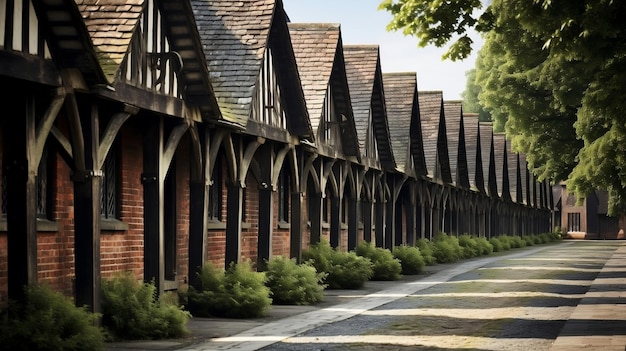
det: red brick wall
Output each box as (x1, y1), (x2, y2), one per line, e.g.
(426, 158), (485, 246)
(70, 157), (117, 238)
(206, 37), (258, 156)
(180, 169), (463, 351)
(241, 175), (259, 264)
(206, 158), (227, 268)
(174, 144), (190, 286)
(101, 126), (144, 279)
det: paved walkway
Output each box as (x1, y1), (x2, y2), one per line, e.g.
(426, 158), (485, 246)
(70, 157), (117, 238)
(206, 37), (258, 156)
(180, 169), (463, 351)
(550, 243), (626, 351)
(106, 240), (626, 351)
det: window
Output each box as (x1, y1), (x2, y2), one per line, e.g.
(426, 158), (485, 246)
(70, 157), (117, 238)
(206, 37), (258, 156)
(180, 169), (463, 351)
(100, 146), (118, 219)
(208, 157), (222, 221)
(2, 146), (50, 219)
(277, 172), (290, 223)
(567, 212), (581, 232)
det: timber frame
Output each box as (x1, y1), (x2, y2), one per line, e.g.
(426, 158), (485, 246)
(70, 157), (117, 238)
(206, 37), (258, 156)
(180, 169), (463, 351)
(0, 0), (556, 314)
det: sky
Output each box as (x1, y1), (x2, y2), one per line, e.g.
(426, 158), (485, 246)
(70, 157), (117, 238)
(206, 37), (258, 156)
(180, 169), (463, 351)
(282, 0), (484, 100)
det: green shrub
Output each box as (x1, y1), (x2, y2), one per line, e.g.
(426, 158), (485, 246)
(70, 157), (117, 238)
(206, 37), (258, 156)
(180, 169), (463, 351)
(355, 241), (402, 281)
(522, 235), (536, 246)
(458, 234), (479, 258)
(186, 260), (271, 318)
(550, 228), (563, 241)
(303, 239), (373, 289)
(416, 238), (437, 265)
(392, 245), (425, 275)
(0, 284), (104, 351)
(326, 250), (374, 289)
(265, 256), (326, 305)
(499, 235), (512, 250)
(432, 233), (463, 263)
(509, 235), (527, 249)
(539, 233), (551, 243)
(301, 239), (334, 275)
(475, 237), (494, 255)
(489, 237), (504, 252)
(102, 271), (190, 340)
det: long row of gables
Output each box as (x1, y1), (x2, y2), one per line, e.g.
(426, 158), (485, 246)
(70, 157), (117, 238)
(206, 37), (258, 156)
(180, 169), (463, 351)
(0, 0), (553, 312)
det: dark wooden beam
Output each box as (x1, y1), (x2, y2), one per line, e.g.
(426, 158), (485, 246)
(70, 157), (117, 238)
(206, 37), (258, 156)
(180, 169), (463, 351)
(375, 200), (385, 248)
(347, 197), (358, 251)
(385, 196), (395, 249)
(72, 100), (102, 313)
(257, 144), (274, 270)
(394, 200), (403, 247)
(4, 94), (38, 303)
(188, 126), (209, 290)
(362, 200), (373, 243)
(290, 192), (303, 262)
(225, 183), (242, 268)
(406, 201), (416, 245)
(329, 196), (340, 249)
(0, 50), (61, 86)
(309, 192), (322, 245)
(257, 186), (273, 270)
(142, 120), (164, 293)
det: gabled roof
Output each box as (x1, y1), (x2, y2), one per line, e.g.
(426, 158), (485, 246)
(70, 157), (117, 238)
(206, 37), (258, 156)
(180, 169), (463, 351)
(192, 0), (272, 127)
(418, 91), (451, 183)
(155, 0), (221, 119)
(479, 122), (495, 197)
(192, 0), (310, 133)
(519, 153), (529, 204)
(493, 133), (507, 199)
(443, 100), (467, 187)
(76, 0), (221, 119)
(506, 138), (519, 203)
(463, 113), (481, 192)
(33, 0), (112, 85)
(529, 171), (539, 207)
(343, 45), (395, 170)
(75, 0), (144, 83)
(383, 72), (427, 177)
(289, 22), (360, 158)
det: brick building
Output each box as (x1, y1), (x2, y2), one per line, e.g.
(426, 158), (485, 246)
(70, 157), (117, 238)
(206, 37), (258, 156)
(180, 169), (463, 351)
(0, 0), (555, 314)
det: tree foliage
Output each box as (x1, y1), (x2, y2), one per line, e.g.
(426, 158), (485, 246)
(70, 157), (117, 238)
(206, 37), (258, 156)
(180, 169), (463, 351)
(379, 0), (491, 60)
(380, 0), (626, 214)
(460, 68), (491, 123)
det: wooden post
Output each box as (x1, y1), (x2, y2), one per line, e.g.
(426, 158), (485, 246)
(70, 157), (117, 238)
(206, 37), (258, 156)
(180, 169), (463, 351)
(385, 197), (395, 249)
(329, 196), (340, 248)
(225, 182), (242, 267)
(406, 201), (415, 245)
(142, 121), (164, 294)
(309, 192), (322, 244)
(188, 179), (207, 289)
(347, 197), (358, 250)
(72, 170), (102, 313)
(362, 200), (373, 243)
(290, 192), (303, 261)
(394, 200), (403, 247)
(257, 185), (273, 270)
(257, 145), (273, 270)
(4, 94), (38, 303)
(375, 200), (385, 247)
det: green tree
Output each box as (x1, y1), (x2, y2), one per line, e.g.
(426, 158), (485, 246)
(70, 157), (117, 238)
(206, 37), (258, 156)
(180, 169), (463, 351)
(380, 0), (626, 214)
(472, 7), (583, 182)
(460, 68), (491, 123)
(379, 0), (492, 60)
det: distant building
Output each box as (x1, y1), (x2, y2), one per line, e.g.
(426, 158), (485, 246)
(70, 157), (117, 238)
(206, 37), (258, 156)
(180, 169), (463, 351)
(554, 184), (625, 239)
